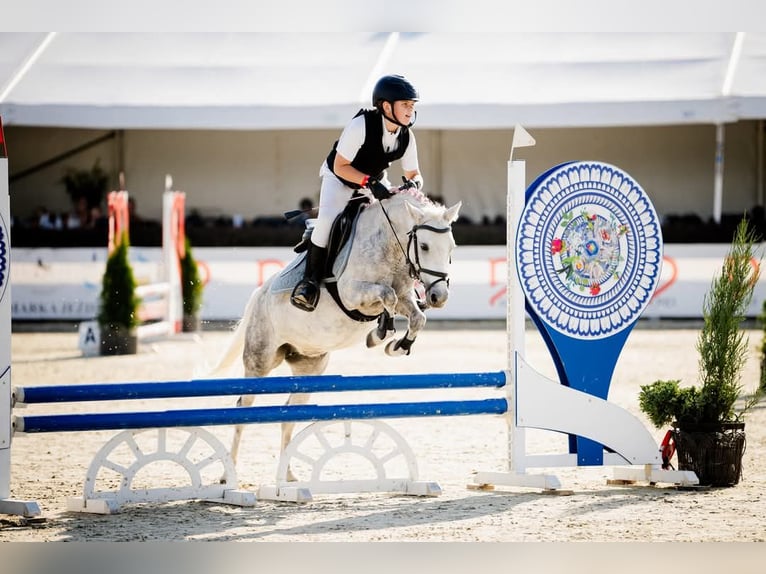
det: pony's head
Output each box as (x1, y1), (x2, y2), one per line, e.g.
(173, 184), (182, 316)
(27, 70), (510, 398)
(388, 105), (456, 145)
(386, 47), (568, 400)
(385, 191), (461, 309)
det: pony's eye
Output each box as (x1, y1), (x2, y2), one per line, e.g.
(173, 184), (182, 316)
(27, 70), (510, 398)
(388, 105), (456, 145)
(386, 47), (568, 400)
(420, 243), (429, 252)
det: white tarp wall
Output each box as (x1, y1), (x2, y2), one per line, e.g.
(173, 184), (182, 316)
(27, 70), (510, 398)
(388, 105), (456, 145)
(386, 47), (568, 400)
(3, 33), (766, 130)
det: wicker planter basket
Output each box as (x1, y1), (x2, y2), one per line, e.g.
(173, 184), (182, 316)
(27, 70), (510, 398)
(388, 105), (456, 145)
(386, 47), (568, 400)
(672, 422), (746, 487)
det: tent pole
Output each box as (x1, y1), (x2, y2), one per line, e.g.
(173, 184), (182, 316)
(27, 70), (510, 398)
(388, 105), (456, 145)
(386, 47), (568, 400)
(713, 123), (725, 224)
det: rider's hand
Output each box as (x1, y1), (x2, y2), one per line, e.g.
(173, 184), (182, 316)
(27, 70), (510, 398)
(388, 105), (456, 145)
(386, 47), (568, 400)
(367, 178), (394, 201)
(399, 176), (419, 191)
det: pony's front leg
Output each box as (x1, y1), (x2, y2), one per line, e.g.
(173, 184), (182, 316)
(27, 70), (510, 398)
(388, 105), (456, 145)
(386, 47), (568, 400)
(341, 280), (398, 318)
(366, 310), (395, 348)
(385, 295), (426, 357)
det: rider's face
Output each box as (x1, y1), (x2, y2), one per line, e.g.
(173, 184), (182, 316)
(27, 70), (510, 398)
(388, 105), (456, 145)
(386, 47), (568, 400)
(391, 100), (416, 124)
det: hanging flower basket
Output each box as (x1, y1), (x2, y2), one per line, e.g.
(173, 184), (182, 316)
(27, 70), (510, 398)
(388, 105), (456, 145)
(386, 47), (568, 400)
(672, 422), (746, 487)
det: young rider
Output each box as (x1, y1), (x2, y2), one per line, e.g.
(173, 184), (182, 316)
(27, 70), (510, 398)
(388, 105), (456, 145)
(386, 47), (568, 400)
(290, 74), (424, 312)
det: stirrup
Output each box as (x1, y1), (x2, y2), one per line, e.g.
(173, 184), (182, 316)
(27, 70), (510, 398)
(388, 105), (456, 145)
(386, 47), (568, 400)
(290, 280), (319, 312)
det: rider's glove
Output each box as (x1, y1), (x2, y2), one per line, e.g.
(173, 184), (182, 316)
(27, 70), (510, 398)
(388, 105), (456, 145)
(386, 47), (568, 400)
(366, 177), (394, 201)
(399, 175), (423, 191)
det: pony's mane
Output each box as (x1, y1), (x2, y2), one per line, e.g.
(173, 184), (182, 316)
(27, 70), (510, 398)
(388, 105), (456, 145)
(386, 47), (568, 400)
(396, 186), (436, 207)
(388, 188), (449, 220)
(363, 187), (448, 219)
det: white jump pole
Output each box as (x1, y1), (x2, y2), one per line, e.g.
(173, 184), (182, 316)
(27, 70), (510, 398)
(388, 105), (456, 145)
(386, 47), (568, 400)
(0, 117), (41, 516)
(506, 128), (534, 477)
(161, 178), (184, 335)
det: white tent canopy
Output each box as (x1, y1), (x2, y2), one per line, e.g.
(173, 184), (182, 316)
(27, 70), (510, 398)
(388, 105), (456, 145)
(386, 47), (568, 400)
(1, 32), (766, 130)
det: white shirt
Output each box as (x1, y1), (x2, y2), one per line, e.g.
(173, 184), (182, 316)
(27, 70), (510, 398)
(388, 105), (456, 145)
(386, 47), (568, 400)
(334, 113), (419, 174)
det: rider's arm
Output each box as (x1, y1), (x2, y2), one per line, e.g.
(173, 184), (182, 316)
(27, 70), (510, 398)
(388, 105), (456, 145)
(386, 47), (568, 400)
(333, 153), (370, 187)
(401, 132), (424, 190)
(334, 115), (371, 187)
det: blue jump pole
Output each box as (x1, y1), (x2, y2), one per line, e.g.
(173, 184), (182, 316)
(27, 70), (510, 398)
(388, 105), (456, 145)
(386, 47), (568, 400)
(14, 398), (509, 433)
(14, 371), (507, 404)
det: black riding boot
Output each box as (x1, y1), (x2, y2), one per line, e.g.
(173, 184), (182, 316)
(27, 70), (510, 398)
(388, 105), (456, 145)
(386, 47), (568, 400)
(290, 244), (328, 312)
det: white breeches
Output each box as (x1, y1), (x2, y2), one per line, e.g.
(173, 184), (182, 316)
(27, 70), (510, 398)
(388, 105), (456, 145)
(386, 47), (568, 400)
(310, 171), (354, 248)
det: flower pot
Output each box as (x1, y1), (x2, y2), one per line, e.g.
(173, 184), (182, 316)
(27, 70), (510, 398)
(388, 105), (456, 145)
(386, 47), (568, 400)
(672, 422), (746, 487)
(182, 313), (201, 333)
(99, 324), (138, 356)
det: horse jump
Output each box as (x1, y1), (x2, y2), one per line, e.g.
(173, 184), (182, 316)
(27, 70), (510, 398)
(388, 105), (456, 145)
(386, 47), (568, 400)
(0, 120), (697, 517)
(11, 372), (507, 512)
(106, 181), (185, 341)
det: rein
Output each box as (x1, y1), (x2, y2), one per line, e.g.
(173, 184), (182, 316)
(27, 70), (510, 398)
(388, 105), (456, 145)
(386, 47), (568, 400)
(379, 200), (452, 289)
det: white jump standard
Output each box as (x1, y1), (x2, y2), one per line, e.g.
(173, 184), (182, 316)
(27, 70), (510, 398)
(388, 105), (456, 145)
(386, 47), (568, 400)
(472, 132), (697, 490)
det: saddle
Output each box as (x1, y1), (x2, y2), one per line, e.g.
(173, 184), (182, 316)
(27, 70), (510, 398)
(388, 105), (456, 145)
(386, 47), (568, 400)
(288, 193), (381, 322)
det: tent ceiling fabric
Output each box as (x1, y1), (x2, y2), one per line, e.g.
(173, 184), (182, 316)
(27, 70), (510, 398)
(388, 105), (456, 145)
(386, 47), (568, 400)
(1, 32), (765, 130)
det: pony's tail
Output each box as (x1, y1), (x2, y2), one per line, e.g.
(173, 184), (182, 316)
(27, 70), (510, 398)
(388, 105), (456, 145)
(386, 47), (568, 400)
(195, 289), (257, 378)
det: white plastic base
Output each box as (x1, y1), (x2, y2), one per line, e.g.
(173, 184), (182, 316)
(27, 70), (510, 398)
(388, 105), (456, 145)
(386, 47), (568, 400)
(472, 470), (562, 491)
(0, 498), (42, 517)
(612, 465), (699, 486)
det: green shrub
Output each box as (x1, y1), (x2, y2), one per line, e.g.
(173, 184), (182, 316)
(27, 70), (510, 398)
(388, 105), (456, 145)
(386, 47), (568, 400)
(639, 217), (763, 428)
(97, 233), (140, 329)
(181, 236), (203, 316)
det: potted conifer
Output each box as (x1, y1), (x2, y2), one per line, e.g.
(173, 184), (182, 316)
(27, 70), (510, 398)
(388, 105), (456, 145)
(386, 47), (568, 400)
(639, 217), (764, 486)
(181, 236), (204, 332)
(97, 232), (140, 355)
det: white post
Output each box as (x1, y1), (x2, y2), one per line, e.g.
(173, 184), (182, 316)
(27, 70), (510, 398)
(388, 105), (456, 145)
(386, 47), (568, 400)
(506, 125), (535, 473)
(0, 140), (10, 503)
(0, 118), (41, 516)
(162, 190), (184, 334)
(507, 159), (526, 472)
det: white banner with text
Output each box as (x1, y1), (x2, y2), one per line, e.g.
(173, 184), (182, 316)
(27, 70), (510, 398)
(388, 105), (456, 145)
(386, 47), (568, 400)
(11, 245), (766, 321)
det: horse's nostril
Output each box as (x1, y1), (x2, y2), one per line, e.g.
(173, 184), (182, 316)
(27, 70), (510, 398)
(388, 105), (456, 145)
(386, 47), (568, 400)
(430, 292), (438, 304)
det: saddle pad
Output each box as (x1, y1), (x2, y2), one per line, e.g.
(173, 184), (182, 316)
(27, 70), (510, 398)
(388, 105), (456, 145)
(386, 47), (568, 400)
(270, 213), (359, 295)
(270, 252), (307, 294)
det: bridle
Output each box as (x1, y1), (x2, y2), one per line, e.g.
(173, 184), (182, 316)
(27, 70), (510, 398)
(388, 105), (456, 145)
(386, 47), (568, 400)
(379, 202), (452, 291)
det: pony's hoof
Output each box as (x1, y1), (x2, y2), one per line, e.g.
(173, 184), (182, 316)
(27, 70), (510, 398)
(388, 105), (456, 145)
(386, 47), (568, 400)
(385, 339), (410, 357)
(366, 328), (394, 347)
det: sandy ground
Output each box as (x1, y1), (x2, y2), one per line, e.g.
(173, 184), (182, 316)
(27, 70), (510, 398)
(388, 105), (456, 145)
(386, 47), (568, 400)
(2, 322), (766, 543)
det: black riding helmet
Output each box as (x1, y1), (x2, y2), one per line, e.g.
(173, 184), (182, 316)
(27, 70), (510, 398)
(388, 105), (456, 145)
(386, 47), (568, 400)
(372, 74), (419, 128)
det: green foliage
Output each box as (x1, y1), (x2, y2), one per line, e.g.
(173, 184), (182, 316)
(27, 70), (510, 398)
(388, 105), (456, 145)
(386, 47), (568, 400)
(61, 160), (110, 209)
(640, 380), (694, 428)
(97, 233), (140, 329)
(639, 217), (764, 428)
(181, 236), (204, 316)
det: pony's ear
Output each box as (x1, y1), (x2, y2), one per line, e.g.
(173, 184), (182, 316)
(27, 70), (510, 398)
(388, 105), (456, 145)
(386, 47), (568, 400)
(404, 199), (426, 223)
(444, 201), (462, 224)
